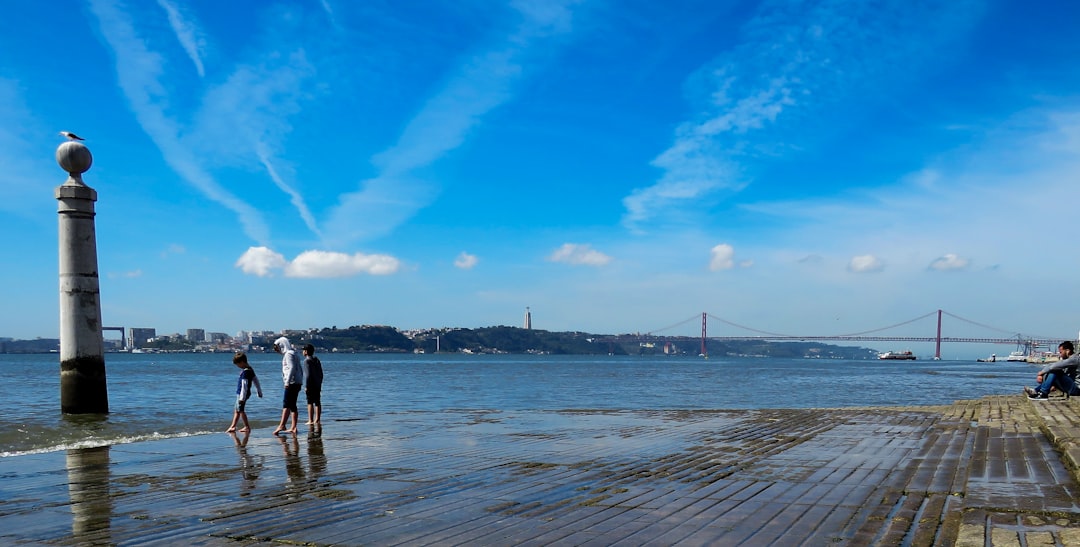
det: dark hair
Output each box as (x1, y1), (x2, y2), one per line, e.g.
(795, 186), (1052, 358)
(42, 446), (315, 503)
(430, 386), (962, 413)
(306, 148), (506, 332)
(303, 344), (315, 354)
(232, 351), (249, 365)
(1061, 341), (1075, 352)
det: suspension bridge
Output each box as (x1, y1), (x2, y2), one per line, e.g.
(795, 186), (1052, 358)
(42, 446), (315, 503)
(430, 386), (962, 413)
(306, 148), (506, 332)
(615, 309), (1069, 360)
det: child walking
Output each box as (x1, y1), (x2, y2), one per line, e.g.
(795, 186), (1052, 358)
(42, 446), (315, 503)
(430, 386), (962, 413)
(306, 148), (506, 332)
(227, 351), (263, 433)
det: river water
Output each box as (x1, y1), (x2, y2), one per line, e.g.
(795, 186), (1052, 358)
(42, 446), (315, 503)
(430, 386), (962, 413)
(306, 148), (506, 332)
(1, 352), (1034, 457)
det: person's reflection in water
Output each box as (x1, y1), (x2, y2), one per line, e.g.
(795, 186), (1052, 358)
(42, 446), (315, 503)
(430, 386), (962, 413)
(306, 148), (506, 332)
(278, 434), (305, 498)
(66, 445), (112, 543)
(230, 430), (262, 496)
(307, 424), (326, 480)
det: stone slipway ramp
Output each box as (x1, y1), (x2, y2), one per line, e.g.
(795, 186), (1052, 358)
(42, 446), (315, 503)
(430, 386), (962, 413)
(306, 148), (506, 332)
(3, 396), (1080, 545)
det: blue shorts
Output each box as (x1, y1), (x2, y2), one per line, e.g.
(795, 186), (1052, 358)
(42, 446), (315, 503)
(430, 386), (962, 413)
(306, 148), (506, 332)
(306, 388), (321, 407)
(235, 398), (247, 412)
(282, 384), (302, 412)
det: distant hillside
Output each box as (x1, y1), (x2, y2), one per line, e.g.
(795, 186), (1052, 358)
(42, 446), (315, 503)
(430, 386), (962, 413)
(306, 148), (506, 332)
(307, 325), (880, 359)
(0, 326), (881, 359)
(0, 338), (59, 353)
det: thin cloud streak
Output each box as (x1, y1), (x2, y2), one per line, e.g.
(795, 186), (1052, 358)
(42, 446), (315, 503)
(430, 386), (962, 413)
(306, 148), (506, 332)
(324, 1), (579, 247)
(623, 0), (980, 230)
(255, 144), (322, 238)
(87, 0), (271, 243)
(155, 0), (206, 77)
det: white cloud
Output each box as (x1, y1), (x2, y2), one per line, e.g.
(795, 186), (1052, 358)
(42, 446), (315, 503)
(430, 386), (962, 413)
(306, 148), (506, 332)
(929, 253), (969, 271)
(235, 246), (288, 277)
(709, 244), (736, 271)
(454, 252), (479, 270)
(155, 0), (206, 77)
(234, 247), (401, 278)
(848, 254), (884, 273)
(284, 250), (401, 278)
(548, 243), (612, 267)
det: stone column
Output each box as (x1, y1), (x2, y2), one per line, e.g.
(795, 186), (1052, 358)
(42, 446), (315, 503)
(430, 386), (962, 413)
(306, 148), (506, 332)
(56, 139), (109, 414)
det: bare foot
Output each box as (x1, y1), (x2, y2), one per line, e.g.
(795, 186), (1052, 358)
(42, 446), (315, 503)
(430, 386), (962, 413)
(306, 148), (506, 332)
(226, 427), (236, 433)
(287, 428), (298, 435)
(238, 428), (250, 433)
(305, 421), (314, 425)
(272, 428), (283, 435)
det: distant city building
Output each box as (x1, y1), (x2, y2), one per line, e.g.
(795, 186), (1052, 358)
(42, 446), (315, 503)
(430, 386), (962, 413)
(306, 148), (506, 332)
(186, 328), (206, 342)
(524, 307), (532, 330)
(128, 327), (156, 349)
(208, 332), (229, 343)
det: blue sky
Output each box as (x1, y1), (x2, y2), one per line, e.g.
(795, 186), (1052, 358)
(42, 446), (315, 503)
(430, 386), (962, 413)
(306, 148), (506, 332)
(2, 0), (1079, 358)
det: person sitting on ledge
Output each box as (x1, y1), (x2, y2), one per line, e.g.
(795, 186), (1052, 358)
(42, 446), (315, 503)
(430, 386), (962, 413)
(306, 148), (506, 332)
(1025, 341), (1080, 400)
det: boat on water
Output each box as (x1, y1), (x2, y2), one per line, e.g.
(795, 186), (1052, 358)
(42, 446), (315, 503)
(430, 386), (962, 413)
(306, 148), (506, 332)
(879, 351), (916, 360)
(1005, 351), (1027, 362)
(1027, 351), (1061, 365)
(977, 354), (997, 362)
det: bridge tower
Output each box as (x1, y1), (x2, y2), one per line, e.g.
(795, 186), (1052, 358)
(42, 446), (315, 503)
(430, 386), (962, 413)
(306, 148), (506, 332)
(935, 309), (943, 360)
(700, 312), (708, 359)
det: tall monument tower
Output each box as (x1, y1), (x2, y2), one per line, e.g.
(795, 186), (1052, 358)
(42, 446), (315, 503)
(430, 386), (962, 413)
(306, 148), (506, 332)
(524, 307), (532, 330)
(56, 136), (109, 414)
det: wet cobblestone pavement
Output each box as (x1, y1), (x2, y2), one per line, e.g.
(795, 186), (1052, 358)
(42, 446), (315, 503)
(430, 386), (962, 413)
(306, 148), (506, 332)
(4, 395), (1080, 545)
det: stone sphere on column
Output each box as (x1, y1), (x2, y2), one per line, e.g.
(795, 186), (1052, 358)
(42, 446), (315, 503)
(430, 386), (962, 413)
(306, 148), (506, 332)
(56, 141), (93, 176)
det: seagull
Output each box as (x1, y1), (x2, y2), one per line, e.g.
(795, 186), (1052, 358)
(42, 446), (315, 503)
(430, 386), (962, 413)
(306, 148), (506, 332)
(59, 131), (85, 141)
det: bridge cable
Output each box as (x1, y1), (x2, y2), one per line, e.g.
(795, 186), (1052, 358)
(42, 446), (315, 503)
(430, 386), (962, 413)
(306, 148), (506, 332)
(645, 315), (702, 335)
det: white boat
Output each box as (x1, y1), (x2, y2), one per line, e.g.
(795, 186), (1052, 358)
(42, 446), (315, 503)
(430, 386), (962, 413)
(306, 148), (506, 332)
(1005, 351), (1026, 362)
(879, 351), (916, 360)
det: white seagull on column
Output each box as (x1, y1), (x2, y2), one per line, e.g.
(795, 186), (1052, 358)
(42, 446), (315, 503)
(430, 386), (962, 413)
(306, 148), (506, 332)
(59, 131), (85, 141)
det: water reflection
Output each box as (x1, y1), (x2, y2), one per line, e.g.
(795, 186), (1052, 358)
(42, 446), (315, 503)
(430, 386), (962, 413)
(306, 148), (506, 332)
(307, 425), (326, 479)
(278, 435), (305, 497)
(230, 431), (262, 496)
(66, 445), (112, 543)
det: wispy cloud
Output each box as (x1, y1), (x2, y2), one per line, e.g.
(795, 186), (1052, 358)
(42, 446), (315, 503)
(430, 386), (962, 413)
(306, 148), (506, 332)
(255, 144), (321, 238)
(323, 1), (579, 247)
(235, 246), (400, 278)
(108, 269), (143, 279)
(929, 253), (970, 271)
(454, 252), (479, 270)
(155, 0), (206, 77)
(159, 244), (186, 259)
(623, 0), (980, 230)
(87, 0), (271, 243)
(0, 78), (49, 214)
(548, 243), (612, 267)
(848, 254), (884, 273)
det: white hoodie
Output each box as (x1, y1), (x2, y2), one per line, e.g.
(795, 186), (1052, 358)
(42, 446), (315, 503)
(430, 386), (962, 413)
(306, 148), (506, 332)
(274, 336), (304, 387)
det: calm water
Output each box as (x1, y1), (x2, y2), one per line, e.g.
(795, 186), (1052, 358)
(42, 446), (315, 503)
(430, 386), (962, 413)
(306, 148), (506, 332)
(1, 352), (1034, 457)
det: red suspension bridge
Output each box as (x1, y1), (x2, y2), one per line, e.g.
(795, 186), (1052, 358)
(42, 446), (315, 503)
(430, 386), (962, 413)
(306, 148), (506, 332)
(625, 309), (1069, 360)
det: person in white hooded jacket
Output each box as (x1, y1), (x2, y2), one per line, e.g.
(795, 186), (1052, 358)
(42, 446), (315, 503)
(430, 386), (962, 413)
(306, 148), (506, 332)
(271, 336), (304, 435)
